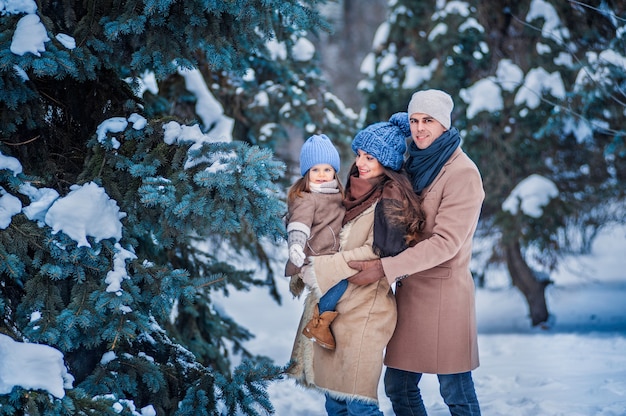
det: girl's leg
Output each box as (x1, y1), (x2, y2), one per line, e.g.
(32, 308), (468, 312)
(318, 278), (348, 313)
(303, 279), (348, 350)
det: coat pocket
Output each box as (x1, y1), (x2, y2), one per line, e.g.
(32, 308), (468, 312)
(415, 265), (451, 279)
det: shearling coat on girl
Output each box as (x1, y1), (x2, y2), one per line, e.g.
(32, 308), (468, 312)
(284, 190), (345, 279)
(382, 147), (484, 374)
(287, 201), (397, 403)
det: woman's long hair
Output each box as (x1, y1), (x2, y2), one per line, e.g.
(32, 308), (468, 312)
(346, 162), (425, 246)
(287, 169), (345, 204)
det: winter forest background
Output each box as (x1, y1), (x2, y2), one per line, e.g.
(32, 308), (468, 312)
(0, 0), (625, 415)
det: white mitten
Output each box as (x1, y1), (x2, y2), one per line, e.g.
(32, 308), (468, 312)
(289, 244), (306, 267)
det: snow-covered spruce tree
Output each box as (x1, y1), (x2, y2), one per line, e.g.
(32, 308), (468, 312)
(0, 0), (357, 414)
(359, 0), (626, 326)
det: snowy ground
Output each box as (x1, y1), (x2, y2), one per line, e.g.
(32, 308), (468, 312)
(215, 225), (626, 416)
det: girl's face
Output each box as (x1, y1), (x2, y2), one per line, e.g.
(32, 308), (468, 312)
(308, 163), (336, 184)
(355, 149), (384, 179)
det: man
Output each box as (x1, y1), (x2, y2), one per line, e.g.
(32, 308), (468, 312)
(348, 89), (484, 415)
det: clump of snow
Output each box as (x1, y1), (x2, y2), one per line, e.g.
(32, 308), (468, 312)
(105, 243), (138, 293)
(55, 33), (76, 49)
(20, 183), (59, 224)
(125, 71), (159, 97)
(250, 91), (269, 108)
(515, 67), (565, 109)
(97, 117), (128, 149)
(1, 0), (37, 15)
(459, 17), (484, 34)
(401, 57), (437, 90)
(561, 116), (594, 144)
(10, 14), (49, 56)
(502, 174), (559, 218)
(0, 151), (23, 176)
(433, 1), (471, 19)
(177, 67), (226, 130)
(496, 59), (524, 92)
(0, 334), (74, 399)
(128, 113), (147, 130)
(460, 78), (503, 119)
(428, 22), (448, 42)
(0, 188), (22, 229)
(526, 0), (570, 44)
(44, 182), (126, 247)
(293, 37), (315, 62)
(100, 351), (117, 366)
(162, 121), (235, 169)
(378, 52), (397, 75)
(372, 22), (390, 49)
(575, 50), (626, 89)
(96, 114), (147, 149)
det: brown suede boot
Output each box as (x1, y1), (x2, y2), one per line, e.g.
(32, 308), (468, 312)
(302, 304), (339, 350)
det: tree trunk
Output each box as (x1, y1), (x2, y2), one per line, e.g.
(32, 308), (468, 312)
(504, 240), (551, 327)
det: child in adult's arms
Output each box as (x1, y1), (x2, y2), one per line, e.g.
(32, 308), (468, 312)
(284, 134), (345, 350)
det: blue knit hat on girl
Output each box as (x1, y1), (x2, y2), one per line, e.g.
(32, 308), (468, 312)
(351, 112), (410, 171)
(299, 134), (341, 176)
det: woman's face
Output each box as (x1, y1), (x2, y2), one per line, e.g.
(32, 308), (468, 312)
(355, 149), (384, 179)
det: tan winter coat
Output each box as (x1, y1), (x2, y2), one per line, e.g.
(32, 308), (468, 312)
(287, 203), (397, 403)
(382, 147), (484, 374)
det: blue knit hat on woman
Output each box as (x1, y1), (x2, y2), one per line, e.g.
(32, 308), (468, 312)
(299, 134), (341, 176)
(351, 112), (410, 171)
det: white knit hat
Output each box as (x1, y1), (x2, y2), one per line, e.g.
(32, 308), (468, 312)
(407, 89), (454, 129)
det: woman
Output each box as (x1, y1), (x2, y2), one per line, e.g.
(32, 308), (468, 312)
(287, 113), (425, 416)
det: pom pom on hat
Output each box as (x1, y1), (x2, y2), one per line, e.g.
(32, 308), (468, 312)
(351, 112), (410, 171)
(299, 134), (341, 176)
(407, 89), (454, 129)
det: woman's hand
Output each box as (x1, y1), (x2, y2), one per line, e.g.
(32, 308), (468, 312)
(301, 264), (317, 287)
(347, 259), (385, 285)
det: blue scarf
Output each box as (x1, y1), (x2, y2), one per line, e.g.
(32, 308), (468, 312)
(404, 127), (461, 194)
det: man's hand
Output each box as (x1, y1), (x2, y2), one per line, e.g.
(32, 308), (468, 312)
(347, 259), (384, 285)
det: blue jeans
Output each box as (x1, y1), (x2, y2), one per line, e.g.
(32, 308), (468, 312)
(318, 278), (348, 313)
(384, 367), (481, 416)
(325, 393), (383, 416)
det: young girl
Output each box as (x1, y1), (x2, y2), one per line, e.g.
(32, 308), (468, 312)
(285, 133), (345, 305)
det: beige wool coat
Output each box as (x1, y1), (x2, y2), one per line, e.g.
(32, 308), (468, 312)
(382, 147), (484, 375)
(287, 203), (397, 403)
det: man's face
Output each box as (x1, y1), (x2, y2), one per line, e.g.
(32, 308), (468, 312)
(409, 113), (447, 149)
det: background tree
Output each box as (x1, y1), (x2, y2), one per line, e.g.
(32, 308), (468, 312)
(0, 0), (357, 414)
(311, 0), (388, 111)
(358, 0), (626, 326)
